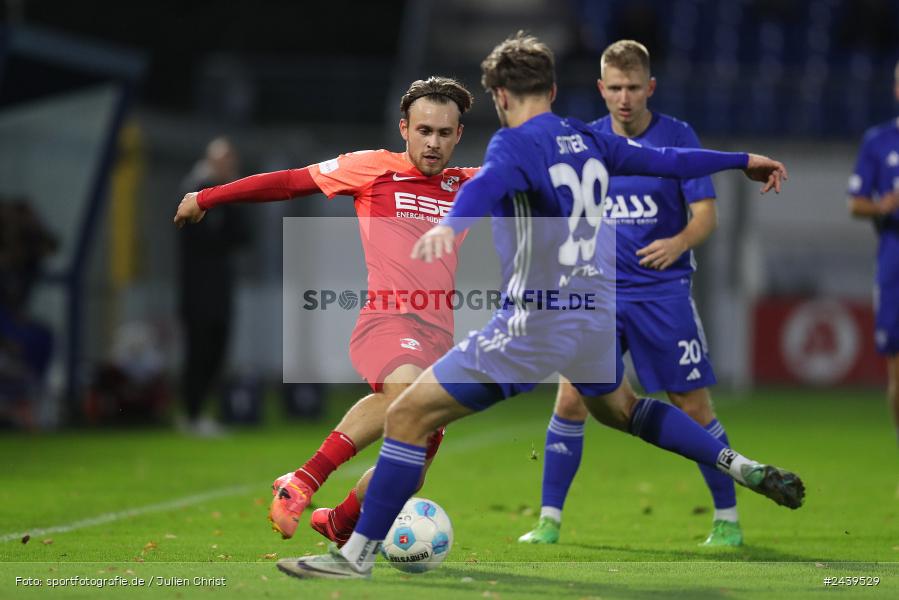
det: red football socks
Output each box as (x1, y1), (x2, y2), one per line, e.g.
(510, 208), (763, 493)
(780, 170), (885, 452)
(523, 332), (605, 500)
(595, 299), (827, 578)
(294, 430), (357, 491)
(331, 488), (362, 536)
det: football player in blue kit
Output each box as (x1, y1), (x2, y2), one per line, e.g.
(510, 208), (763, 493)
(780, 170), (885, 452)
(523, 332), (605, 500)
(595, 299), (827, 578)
(519, 40), (743, 548)
(848, 60), (899, 447)
(276, 32), (803, 580)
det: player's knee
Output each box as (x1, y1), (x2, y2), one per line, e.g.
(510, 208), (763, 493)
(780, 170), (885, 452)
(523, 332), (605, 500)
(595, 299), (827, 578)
(555, 382), (589, 420)
(585, 392), (635, 431)
(384, 398), (412, 431)
(669, 391), (714, 426)
(608, 398), (637, 429)
(358, 393), (392, 414)
(382, 380), (413, 401)
(382, 364), (424, 400)
(590, 403), (628, 430)
(384, 396), (430, 442)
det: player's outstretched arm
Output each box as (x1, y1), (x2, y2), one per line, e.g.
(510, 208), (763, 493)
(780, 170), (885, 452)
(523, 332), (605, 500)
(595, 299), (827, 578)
(744, 154), (788, 194)
(601, 133), (788, 194)
(172, 168), (324, 228)
(173, 192), (205, 228)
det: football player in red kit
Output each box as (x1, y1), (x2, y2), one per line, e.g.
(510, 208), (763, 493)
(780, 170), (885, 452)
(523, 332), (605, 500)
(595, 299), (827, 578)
(174, 77), (476, 544)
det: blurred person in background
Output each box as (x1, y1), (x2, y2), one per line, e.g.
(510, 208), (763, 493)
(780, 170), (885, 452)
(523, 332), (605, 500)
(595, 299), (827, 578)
(848, 60), (899, 446)
(176, 137), (250, 437)
(0, 198), (57, 427)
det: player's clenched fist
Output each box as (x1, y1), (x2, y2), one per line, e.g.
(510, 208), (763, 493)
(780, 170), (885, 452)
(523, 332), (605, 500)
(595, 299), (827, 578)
(173, 192), (206, 228)
(744, 154), (788, 194)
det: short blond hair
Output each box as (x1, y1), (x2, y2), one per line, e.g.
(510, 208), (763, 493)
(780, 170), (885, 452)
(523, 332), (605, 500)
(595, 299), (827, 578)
(601, 40), (651, 78)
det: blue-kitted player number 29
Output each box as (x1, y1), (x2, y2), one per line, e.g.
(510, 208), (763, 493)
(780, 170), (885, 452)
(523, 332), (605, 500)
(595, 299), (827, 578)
(550, 158), (610, 266)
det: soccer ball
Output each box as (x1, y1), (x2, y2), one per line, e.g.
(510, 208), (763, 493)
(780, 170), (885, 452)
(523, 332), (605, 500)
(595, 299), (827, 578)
(381, 497), (453, 573)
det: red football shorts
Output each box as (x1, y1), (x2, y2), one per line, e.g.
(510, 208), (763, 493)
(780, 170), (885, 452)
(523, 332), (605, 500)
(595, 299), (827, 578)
(349, 313), (455, 393)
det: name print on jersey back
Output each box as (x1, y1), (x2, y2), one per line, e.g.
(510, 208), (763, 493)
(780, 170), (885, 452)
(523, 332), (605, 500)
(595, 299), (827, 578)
(556, 134), (589, 155)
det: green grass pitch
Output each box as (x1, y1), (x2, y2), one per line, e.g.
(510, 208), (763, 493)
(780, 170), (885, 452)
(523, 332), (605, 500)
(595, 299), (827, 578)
(1, 386), (898, 599)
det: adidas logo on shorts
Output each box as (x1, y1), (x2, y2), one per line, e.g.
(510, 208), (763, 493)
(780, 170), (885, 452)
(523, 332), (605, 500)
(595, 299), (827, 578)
(686, 367), (701, 381)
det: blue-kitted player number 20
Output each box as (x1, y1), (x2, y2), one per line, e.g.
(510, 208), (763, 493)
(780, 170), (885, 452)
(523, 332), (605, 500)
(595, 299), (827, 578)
(678, 339), (702, 365)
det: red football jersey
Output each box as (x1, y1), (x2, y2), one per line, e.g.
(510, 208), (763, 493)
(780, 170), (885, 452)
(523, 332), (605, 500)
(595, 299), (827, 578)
(309, 150), (477, 334)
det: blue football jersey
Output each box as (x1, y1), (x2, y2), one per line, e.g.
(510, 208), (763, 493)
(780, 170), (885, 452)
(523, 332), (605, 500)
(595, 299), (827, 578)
(445, 112), (747, 334)
(849, 117), (899, 209)
(849, 117), (899, 286)
(434, 112), (746, 400)
(590, 113), (715, 298)
(480, 113), (618, 303)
